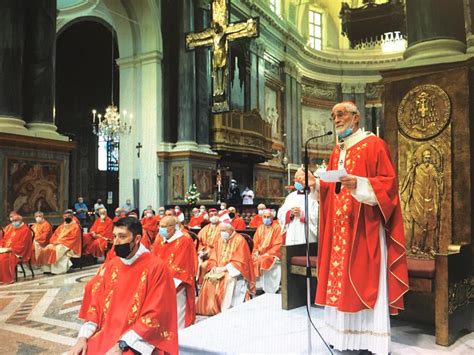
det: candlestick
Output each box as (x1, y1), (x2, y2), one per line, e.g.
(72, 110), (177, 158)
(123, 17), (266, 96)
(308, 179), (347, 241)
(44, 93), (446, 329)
(376, 126), (380, 137)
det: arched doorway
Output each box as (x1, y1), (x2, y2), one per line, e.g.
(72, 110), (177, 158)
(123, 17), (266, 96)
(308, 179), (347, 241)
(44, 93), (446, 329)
(55, 19), (119, 218)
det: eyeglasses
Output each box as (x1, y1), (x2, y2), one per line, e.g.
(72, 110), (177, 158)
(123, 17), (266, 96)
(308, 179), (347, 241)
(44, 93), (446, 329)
(330, 110), (357, 121)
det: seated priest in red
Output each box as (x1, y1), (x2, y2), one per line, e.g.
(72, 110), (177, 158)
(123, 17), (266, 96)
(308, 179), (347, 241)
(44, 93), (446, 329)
(152, 216), (196, 329)
(0, 213), (33, 284)
(31, 211), (53, 263)
(196, 223), (255, 316)
(188, 207), (206, 231)
(83, 208), (114, 258)
(228, 206), (246, 230)
(197, 208), (221, 286)
(174, 206), (185, 224)
(140, 208), (158, 250)
(156, 206), (165, 223)
(113, 207), (126, 222)
(71, 217), (178, 355)
(249, 203), (266, 228)
(36, 209), (82, 274)
(252, 209), (283, 294)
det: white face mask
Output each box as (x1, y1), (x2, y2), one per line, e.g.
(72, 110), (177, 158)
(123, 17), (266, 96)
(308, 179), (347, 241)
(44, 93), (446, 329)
(221, 231), (231, 240)
(200, 208), (205, 213)
(194, 213), (200, 217)
(220, 205), (226, 210)
(210, 216), (219, 224)
(100, 215), (106, 220)
(146, 213), (153, 218)
(35, 217), (43, 223)
(175, 208), (180, 213)
(258, 210), (264, 216)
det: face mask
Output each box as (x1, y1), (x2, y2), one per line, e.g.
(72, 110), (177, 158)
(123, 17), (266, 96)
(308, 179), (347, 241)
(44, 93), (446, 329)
(294, 182), (304, 191)
(146, 213), (153, 218)
(78, 200), (83, 204)
(337, 118), (355, 140)
(115, 238), (136, 258)
(221, 231), (231, 240)
(174, 208), (180, 213)
(115, 212), (120, 217)
(100, 215), (106, 220)
(228, 212), (235, 219)
(64, 217), (72, 224)
(35, 217), (43, 223)
(12, 221), (21, 228)
(200, 208), (205, 213)
(97, 201), (102, 204)
(194, 213), (200, 217)
(159, 227), (169, 239)
(210, 216), (219, 224)
(258, 210), (264, 216)
(220, 205), (225, 210)
(263, 218), (272, 226)
(159, 211), (164, 216)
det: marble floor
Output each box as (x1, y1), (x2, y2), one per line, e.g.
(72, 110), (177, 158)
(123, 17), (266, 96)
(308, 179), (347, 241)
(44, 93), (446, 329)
(0, 265), (472, 354)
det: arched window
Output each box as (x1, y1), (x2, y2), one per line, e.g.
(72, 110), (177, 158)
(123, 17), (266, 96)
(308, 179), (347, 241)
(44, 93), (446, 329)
(269, 0), (281, 17)
(309, 10), (322, 50)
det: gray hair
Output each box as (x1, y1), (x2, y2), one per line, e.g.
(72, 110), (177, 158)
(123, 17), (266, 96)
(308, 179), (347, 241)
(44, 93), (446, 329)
(333, 101), (360, 116)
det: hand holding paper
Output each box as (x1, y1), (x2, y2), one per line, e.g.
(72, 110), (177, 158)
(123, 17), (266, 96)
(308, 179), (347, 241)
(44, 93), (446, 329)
(316, 168), (348, 182)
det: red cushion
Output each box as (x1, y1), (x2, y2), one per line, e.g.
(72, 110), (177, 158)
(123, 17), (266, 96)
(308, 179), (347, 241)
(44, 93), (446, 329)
(407, 258), (435, 279)
(290, 256), (318, 267)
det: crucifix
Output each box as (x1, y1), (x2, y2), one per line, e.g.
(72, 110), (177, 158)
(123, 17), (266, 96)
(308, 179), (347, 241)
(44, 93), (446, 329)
(136, 142), (142, 158)
(185, 0), (259, 113)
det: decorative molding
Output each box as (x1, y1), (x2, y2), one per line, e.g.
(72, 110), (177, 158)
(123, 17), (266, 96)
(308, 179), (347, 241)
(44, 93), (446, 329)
(341, 83), (353, 94)
(354, 83), (366, 94)
(0, 133), (75, 152)
(301, 81), (338, 101)
(448, 276), (474, 315)
(116, 50), (164, 68)
(366, 83), (384, 101)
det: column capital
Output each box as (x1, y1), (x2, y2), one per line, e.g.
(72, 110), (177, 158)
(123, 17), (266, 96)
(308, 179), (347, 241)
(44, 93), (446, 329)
(354, 83), (366, 94)
(341, 83), (353, 94)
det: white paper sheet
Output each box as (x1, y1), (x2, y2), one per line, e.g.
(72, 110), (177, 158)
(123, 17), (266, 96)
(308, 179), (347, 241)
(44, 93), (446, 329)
(316, 168), (348, 182)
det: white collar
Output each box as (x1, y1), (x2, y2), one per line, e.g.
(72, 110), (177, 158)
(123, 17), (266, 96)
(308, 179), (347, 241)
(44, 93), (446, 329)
(164, 229), (183, 243)
(119, 242), (149, 265)
(338, 129), (374, 150)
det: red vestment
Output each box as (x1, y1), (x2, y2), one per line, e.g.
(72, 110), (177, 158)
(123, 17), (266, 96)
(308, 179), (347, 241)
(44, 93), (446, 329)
(195, 233), (255, 316)
(141, 216), (158, 249)
(84, 252), (178, 354)
(31, 221), (52, 247)
(152, 233), (196, 327)
(83, 217), (114, 257)
(0, 223), (32, 284)
(316, 135), (408, 315)
(230, 217), (246, 230)
(248, 215), (263, 228)
(36, 222), (82, 265)
(197, 223), (220, 285)
(252, 223), (283, 277)
(188, 214), (205, 229)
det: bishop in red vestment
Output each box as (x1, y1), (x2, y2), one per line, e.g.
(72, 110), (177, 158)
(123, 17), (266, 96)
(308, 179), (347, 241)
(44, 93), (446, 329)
(228, 206), (247, 230)
(141, 209), (158, 250)
(0, 213), (33, 284)
(316, 102), (408, 354)
(31, 211), (53, 263)
(71, 217), (178, 355)
(83, 209), (114, 258)
(248, 203), (266, 228)
(188, 208), (205, 230)
(152, 216), (196, 328)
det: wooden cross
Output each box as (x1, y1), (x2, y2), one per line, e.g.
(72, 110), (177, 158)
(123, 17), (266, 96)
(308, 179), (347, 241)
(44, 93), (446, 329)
(185, 0), (259, 113)
(136, 142), (142, 158)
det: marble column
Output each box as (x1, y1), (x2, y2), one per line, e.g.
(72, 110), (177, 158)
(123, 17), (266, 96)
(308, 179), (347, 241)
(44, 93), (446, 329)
(176, 0), (198, 150)
(24, 0), (65, 140)
(282, 62), (302, 165)
(341, 83), (353, 102)
(194, 0), (212, 150)
(404, 0), (466, 62)
(0, 0), (28, 135)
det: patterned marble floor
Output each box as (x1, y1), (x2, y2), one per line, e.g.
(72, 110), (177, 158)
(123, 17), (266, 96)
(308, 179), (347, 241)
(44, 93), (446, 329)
(0, 265), (98, 354)
(0, 265), (472, 354)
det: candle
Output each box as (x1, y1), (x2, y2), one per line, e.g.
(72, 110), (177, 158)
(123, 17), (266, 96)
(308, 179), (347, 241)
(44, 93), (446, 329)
(376, 126), (380, 137)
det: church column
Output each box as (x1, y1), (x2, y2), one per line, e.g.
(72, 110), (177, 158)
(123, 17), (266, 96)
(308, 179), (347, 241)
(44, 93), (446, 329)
(282, 62), (301, 165)
(0, 0), (28, 135)
(24, 0), (65, 141)
(295, 73), (302, 164)
(354, 83), (366, 130)
(175, 0), (198, 151)
(194, 0), (212, 151)
(341, 83), (353, 102)
(404, 0), (466, 62)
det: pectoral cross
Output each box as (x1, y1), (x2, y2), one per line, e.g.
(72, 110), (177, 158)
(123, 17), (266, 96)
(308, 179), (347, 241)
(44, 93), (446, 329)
(136, 142), (142, 158)
(185, 0), (259, 113)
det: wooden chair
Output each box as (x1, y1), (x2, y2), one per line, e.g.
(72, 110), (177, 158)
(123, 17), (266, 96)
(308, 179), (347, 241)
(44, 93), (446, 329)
(239, 233), (253, 253)
(280, 242), (317, 310)
(186, 229), (200, 251)
(402, 244), (473, 346)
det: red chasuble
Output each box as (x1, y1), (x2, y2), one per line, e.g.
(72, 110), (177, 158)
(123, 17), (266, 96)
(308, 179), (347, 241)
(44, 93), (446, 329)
(188, 214), (205, 229)
(152, 234), (197, 327)
(195, 233), (255, 316)
(36, 222), (82, 265)
(230, 217), (246, 230)
(31, 221), (52, 248)
(248, 215), (263, 228)
(316, 135), (408, 315)
(141, 216), (158, 249)
(84, 252), (178, 354)
(83, 217), (114, 257)
(0, 223), (32, 284)
(252, 223), (283, 277)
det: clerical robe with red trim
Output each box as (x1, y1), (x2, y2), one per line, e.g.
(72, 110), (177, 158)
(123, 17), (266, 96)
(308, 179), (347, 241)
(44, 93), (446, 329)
(83, 217), (114, 257)
(252, 223), (282, 277)
(36, 222), (81, 265)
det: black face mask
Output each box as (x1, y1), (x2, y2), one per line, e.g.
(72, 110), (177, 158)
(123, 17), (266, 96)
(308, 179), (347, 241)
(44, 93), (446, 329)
(228, 212), (235, 219)
(115, 237), (137, 258)
(64, 217), (72, 224)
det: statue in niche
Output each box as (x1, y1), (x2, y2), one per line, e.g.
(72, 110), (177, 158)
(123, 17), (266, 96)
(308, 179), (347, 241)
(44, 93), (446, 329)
(400, 146), (444, 257)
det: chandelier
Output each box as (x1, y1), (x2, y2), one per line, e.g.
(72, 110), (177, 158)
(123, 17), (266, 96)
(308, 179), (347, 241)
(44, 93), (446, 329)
(91, 29), (132, 140)
(92, 106), (132, 139)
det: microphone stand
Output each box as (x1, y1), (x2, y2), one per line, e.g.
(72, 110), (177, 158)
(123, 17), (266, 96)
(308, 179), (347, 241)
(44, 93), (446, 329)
(303, 131), (333, 354)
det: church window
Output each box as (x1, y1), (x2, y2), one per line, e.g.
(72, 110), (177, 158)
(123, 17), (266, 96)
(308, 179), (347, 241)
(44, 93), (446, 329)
(269, 0), (281, 16)
(309, 10), (322, 51)
(98, 136), (119, 172)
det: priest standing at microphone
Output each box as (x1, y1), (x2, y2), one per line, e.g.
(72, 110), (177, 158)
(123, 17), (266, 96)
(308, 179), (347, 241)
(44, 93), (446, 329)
(316, 101), (408, 354)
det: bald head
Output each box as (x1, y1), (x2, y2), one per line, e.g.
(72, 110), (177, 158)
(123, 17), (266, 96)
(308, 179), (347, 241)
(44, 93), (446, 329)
(159, 216), (177, 239)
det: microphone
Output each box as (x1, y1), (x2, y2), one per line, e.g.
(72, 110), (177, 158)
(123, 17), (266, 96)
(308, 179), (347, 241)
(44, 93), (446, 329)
(335, 182), (341, 194)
